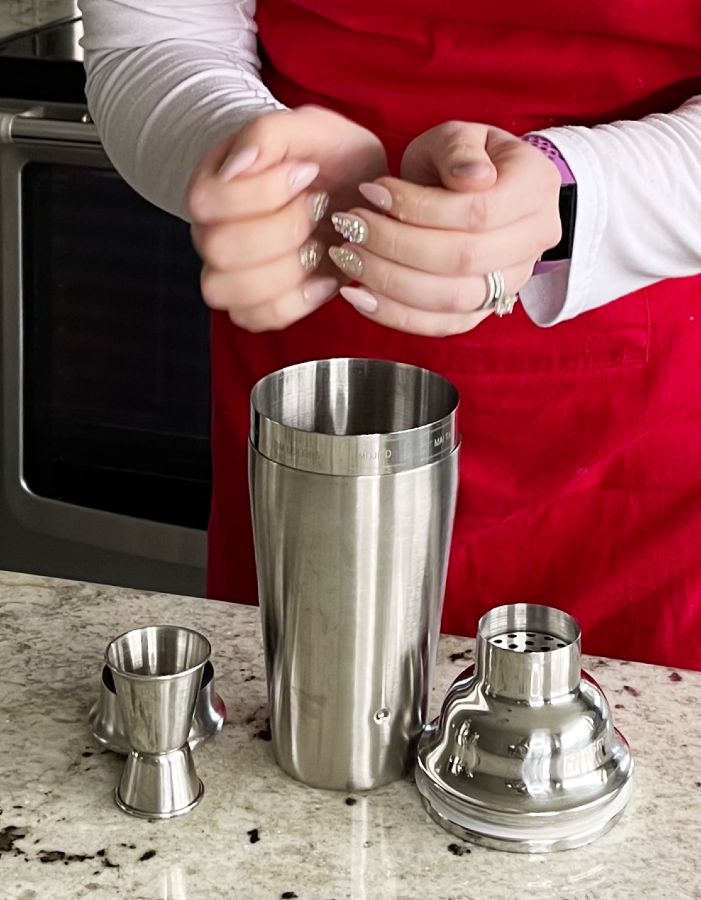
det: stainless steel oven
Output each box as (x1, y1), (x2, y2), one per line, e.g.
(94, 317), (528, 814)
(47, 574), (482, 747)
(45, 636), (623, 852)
(0, 95), (211, 596)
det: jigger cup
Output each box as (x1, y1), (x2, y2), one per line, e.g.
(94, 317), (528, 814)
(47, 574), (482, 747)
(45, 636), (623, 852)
(105, 625), (211, 819)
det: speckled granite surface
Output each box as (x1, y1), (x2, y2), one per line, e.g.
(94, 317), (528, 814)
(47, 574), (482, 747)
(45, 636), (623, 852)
(0, 570), (699, 900)
(0, 0), (78, 42)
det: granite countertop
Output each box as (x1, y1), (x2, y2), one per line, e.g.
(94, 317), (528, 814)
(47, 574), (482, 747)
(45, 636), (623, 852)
(0, 571), (700, 900)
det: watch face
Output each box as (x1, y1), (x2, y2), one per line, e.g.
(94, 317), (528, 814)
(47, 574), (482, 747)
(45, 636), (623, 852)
(541, 184), (577, 262)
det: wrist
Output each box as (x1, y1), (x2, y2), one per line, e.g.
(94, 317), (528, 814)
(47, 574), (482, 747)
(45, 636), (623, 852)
(522, 134), (577, 274)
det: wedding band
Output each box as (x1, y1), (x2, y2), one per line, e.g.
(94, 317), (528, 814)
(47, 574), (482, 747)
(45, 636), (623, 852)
(480, 270), (518, 317)
(480, 270), (505, 310)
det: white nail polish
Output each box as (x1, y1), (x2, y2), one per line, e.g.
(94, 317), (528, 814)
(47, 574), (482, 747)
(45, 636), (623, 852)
(289, 162), (320, 192)
(218, 146), (259, 181)
(303, 277), (338, 307)
(340, 286), (378, 313)
(358, 182), (392, 210)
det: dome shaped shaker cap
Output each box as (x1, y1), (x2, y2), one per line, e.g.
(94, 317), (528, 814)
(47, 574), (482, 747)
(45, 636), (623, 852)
(415, 603), (634, 852)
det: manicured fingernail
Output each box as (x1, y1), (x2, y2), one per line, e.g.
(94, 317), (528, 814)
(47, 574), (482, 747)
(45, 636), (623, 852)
(328, 246), (363, 278)
(289, 162), (320, 192)
(310, 191), (330, 222)
(358, 183), (392, 210)
(303, 277), (338, 307)
(298, 238), (322, 273)
(218, 146), (259, 181)
(331, 212), (368, 244)
(340, 286), (378, 314)
(450, 162), (493, 178)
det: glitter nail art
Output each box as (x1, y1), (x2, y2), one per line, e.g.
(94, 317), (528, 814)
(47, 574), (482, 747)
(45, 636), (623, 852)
(310, 192), (330, 223)
(328, 246), (363, 278)
(331, 212), (368, 244)
(299, 239), (322, 272)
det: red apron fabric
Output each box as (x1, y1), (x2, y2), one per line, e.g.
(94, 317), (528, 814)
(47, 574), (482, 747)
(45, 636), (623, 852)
(207, 0), (701, 670)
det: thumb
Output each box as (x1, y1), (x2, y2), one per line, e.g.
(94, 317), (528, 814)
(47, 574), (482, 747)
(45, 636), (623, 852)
(401, 122), (497, 192)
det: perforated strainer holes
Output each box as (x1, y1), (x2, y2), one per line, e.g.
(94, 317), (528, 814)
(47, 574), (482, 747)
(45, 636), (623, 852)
(488, 631), (571, 653)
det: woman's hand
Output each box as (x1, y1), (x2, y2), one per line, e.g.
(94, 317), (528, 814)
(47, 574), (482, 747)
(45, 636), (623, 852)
(328, 121), (562, 336)
(187, 105), (387, 332)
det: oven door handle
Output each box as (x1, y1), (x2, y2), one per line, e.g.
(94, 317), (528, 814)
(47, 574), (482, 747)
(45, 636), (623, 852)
(1, 108), (101, 147)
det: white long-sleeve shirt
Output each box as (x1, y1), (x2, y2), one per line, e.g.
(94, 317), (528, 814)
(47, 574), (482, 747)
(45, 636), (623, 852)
(78, 0), (701, 326)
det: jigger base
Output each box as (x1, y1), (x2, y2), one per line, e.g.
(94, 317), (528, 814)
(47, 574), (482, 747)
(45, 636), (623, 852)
(115, 745), (204, 819)
(115, 779), (204, 819)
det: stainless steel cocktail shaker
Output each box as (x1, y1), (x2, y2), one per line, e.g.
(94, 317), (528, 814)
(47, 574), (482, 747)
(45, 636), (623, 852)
(249, 358), (460, 790)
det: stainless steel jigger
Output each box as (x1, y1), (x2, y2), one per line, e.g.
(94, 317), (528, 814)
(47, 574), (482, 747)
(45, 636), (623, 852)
(88, 660), (226, 754)
(105, 625), (211, 819)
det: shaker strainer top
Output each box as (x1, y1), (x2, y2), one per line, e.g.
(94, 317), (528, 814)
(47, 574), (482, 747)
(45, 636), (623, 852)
(474, 602), (583, 702)
(416, 603), (634, 853)
(489, 630), (569, 652)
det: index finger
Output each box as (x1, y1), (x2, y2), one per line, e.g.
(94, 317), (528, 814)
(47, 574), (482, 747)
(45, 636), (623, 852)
(362, 141), (550, 233)
(188, 159), (320, 225)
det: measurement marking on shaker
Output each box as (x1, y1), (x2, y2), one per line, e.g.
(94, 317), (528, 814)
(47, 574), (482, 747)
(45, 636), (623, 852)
(359, 449), (392, 461)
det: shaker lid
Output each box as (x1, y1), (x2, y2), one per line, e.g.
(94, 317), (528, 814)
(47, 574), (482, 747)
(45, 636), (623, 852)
(415, 604), (635, 852)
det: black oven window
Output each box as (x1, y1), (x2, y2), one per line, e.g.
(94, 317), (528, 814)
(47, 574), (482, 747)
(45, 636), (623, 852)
(22, 161), (212, 529)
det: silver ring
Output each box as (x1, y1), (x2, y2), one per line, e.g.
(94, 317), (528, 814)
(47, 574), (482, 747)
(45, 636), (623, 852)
(480, 270), (518, 317)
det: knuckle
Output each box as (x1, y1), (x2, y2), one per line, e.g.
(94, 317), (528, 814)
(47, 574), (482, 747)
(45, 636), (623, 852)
(466, 191), (490, 232)
(384, 225), (402, 262)
(516, 260), (537, 288)
(264, 312), (288, 332)
(199, 229), (230, 270)
(456, 237), (480, 275)
(539, 214), (562, 253)
(244, 114), (272, 145)
(441, 120), (467, 142)
(200, 270), (225, 309)
(410, 187), (432, 223)
(394, 303), (419, 335)
(289, 208), (310, 244)
(434, 318), (460, 338)
(190, 223), (203, 256)
(446, 280), (472, 313)
(548, 215), (563, 248)
(229, 310), (262, 333)
(544, 160), (562, 193)
(373, 263), (394, 300)
(245, 319), (268, 334)
(186, 184), (209, 222)
(262, 297), (299, 332)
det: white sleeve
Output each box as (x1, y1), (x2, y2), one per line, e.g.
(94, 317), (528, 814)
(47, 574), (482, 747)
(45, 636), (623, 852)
(78, 0), (286, 220)
(519, 95), (701, 326)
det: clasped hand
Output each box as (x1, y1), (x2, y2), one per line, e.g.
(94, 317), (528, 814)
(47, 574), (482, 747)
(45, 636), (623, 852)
(188, 107), (561, 335)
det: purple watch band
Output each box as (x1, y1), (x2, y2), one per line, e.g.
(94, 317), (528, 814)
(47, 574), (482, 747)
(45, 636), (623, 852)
(522, 134), (575, 185)
(522, 134), (576, 274)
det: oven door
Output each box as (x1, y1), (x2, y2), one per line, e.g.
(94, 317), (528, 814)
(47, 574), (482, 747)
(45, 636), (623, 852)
(0, 102), (210, 595)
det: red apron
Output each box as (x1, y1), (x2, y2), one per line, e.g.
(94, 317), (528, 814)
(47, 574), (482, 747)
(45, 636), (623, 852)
(207, 0), (701, 670)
